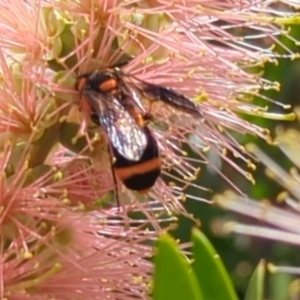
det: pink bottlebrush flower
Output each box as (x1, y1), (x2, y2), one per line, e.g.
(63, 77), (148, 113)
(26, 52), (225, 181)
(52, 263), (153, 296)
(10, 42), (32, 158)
(0, 0), (299, 299)
(3, 210), (155, 300)
(214, 120), (300, 280)
(215, 120), (300, 246)
(0, 136), (165, 299)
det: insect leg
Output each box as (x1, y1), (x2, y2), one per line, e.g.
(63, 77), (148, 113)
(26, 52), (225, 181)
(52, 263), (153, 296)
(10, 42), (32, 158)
(107, 144), (120, 209)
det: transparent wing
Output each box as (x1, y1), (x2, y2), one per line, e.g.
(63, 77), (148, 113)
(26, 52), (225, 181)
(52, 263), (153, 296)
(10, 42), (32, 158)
(120, 72), (202, 117)
(118, 78), (148, 115)
(85, 91), (147, 161)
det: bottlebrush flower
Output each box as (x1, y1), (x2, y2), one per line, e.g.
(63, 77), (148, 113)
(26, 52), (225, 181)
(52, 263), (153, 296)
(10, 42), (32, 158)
(216, 117), (300, 247)
(214, 119), (300, 284)
(0, 0), (299, 299)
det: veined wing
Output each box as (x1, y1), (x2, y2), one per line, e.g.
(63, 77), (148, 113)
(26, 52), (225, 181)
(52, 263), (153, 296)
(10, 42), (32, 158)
(120, 71), (202, 117)
(85, 91), (147, 161)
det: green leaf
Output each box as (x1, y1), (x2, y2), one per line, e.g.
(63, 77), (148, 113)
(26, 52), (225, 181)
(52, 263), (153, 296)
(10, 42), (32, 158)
(191, 228), (238, 300)
(244, 260), (265, 300)
(153, 233), (203, 300)
(269, 268), (292, 300)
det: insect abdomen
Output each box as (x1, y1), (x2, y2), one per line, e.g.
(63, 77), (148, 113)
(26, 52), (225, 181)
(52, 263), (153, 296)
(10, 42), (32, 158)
(112, 127), (161, 192)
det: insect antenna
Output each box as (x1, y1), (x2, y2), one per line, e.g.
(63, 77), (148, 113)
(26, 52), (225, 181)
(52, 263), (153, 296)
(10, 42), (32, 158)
(108, 55), (135, 70)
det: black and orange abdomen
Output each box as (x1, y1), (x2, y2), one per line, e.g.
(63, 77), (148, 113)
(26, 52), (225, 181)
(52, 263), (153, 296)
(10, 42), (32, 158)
(111, 126), (161, 193)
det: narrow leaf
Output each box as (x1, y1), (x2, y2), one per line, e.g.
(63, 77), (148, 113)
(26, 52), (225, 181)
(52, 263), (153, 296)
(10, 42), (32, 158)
(244, 260), (265, 300)
(192, 228), (238, 300)
(153, 233), (203, 300)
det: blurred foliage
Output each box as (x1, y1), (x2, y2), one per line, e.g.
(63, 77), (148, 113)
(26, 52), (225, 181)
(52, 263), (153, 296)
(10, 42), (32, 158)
(171, 21), (300, 299)
(153, 230), (238, 300)
(153, 230), (271, 300)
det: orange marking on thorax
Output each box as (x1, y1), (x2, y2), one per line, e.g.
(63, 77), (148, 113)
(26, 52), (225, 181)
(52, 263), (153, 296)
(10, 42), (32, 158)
(100, 79), (118, 92)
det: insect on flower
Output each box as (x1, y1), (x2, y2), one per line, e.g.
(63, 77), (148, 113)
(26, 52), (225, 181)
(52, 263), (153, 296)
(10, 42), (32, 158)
(75, 58), (202, 205)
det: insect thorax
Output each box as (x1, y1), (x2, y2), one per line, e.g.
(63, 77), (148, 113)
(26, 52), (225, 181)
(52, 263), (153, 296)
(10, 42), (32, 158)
(88, 70), (119, 93)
